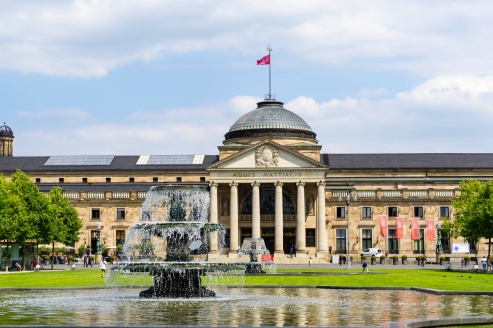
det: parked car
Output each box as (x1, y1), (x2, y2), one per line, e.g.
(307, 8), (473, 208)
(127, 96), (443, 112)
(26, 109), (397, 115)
(361, 248), (383, 258)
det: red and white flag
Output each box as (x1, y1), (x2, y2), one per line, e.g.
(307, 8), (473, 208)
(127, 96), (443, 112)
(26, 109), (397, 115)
(257, 54), (270, 65)
(410, 218), (420, 240)
(426, 219), (436, 241)
(395, 217), (404, 239)
(379, 215), (388, 237)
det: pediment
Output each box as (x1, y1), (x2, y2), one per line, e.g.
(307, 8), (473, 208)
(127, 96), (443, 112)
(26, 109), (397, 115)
(208, 141), (327, 170)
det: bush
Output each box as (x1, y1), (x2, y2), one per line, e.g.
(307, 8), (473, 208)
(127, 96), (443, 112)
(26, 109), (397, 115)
(416, 255), (422, 261)
(43, 255), (50, 261)
(361, 255), (367, 260)
(380, 255), (386, 259)
(67, 256), (74, 261)
(464, 256), (470, 260)
(90, 256), (95, 261)
(77, 245), (86, 257)
(439, 256), (446, 260)
(371, 255), (376, 259)
(393, 255), (398, 260)
(402, 255), (408, 259)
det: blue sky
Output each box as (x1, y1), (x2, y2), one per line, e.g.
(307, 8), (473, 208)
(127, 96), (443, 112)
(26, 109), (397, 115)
(2, 1), (493, 156)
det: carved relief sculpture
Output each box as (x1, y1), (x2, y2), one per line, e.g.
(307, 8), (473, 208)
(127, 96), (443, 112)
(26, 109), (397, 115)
(255, 145), (279, 167)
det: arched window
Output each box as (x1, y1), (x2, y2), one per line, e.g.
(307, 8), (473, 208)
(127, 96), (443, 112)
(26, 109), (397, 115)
(241, 187), (295, 214)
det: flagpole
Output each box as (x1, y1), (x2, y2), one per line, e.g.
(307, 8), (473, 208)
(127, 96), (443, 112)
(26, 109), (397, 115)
(267, 45), (272, 99)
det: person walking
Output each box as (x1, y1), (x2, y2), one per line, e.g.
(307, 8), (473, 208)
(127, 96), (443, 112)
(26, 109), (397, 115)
(83, 255), (88, 268)
(308, 257), (312, 267)
(100, 259), (107, 278)
(481, 256), (487, 273)
(461, 256), (464, 268)
(362, 260), (369, 273)
(328, 246), (332, 254)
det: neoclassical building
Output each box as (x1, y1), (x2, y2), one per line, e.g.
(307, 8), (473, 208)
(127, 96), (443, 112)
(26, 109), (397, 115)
(1, 98), (493, 266)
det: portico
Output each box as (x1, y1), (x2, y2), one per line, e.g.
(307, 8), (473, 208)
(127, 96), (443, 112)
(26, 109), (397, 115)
(208, 141), (328, 258)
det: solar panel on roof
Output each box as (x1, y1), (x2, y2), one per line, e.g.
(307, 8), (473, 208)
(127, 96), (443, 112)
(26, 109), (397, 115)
(44, 155), (115, 166)
(136, 155), (205, 165)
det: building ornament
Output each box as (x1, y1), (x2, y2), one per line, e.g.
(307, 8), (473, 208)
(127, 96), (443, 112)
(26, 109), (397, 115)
(255, 145), (279, 167)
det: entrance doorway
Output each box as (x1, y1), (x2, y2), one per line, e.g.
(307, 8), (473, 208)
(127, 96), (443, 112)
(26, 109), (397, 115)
(283, 228), (296, 254)
(261, 228), (275, 254)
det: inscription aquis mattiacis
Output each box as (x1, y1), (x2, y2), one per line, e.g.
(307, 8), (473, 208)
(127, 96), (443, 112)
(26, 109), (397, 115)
(232, 172), (304, 178)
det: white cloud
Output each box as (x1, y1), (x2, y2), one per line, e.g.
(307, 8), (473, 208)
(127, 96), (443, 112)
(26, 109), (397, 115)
(1, 1), (493, 77)
(18, 108), (91, 119)
(13, 75), (493, 155)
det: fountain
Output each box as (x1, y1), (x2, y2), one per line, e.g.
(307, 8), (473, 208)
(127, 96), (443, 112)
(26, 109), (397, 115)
(238, 237), (273, 274)
(108, 185), (244, 298)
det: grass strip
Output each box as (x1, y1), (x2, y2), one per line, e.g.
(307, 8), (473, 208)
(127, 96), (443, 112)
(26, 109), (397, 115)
(0, 268), (491, 292)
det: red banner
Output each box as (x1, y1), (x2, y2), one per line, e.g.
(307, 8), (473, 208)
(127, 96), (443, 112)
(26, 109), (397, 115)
(257, 54), (270, 65)
(395, 217), (404, 239)
(379, 215), (388, 237)
(426, 219), (436, 241)
(410, 218), (420, 240)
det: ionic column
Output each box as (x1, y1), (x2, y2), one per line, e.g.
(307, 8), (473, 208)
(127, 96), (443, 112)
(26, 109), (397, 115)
(296, 181), (306, 255)
(252, 181), (261, 239)
(229, 181), (239, 254)
(209, 181), (219, 253)
(274, 181), (284, 254)
(316, 180), (328, 257)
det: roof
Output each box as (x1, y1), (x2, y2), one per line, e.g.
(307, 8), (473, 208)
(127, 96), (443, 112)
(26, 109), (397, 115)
(228, 99), (313, 133)
(322, 153), (493, 170)
(0, 155), (219, 173)
(37, 183), (208, 192)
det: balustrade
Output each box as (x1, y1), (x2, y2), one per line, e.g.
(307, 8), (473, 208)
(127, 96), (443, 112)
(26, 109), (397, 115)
(383, 191), (402, 198)
(63, 192), (80, 199)
(436, 190), (453, 197)
(87, 192), (104, 199)
(138, 192), (147, 198)
(239, 214), (297, 222)
(409, 191), (428, 198)
(357, 191), (376, 198)
(113, 192), (129, 199)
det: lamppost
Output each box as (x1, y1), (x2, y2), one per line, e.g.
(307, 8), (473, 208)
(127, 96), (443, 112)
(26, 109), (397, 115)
(96, 223), (102, 263)
(339, 191), (357, 269)
(436, 223), (443, 263)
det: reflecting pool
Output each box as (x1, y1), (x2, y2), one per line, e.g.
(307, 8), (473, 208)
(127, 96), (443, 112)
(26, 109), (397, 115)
(1, 288), (492, 326)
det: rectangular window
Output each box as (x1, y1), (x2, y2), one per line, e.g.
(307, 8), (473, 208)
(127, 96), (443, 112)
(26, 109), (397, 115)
(362, 229), (372, 249)
(200, 177), (206, 182)
(129, 177), (134, 183)
(224, 229), (231, 248)
(306, 229), (315, 247)
(440, 206), (449, 218)
(116, 208), (125, 220)
(413, 229), (425, 254)
(336, 207), (346, 218)
(106, 177), (111, 183)
(91, 208), (100, 220)
(59, 178), (64, 183)
(388, 207), (398, 217)
(336, 229), (347, 253)
(35, 178), (41, 183)
(153, 177), (158, 183)
(176, 177), (182, 182)
(362, 207), (372, 219)
(468, 240), (477, 252)
(414, 207), (424, 219)
(388, 229), (399, 254)
(440, 230), (451, 254)
(116, 230), (126, 246)
(82, 178), (87, 183)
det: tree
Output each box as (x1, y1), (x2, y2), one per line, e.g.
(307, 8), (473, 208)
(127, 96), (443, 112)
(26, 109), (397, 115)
(443, 180), (493, 260)
(0, 174), (21, 271)
(40, 186), (82, 269)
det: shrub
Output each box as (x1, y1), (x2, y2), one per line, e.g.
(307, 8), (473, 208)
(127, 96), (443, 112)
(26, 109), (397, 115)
(393, 255), (398, 260)
(380, 255), (386, 259)
(464, 256), (470, 260)
(67, 256), (74, 261)
(90, 256), (95, 261)
(439, 256), (446, 260)
(43, 255), (50, 261)
(401, 255), (408, 259)
(371, 255), (376, 259)
(416, 255), (422, 261)
(361, 255), (367, 260)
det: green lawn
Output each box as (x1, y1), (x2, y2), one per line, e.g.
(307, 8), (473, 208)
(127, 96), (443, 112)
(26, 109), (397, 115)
(0, 268), (492, 292)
